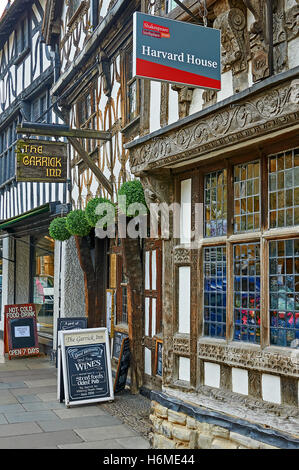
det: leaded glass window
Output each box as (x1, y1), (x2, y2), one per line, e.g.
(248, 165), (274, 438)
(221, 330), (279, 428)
(204, 170), (227, 237)
(269, 239), (299, 347)
(234, 243), (260, 343)
(234, 161), (260, 233)
(204, 246), (226, 338)
(268, 149), (299, 228)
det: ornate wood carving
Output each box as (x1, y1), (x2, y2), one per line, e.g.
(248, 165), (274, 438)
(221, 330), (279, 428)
(173, 335), (190, 356)
(198, 342), (299, 378)
(171, 85), (194, 120)
(285, 2), (299, 41)
(213, 0), (248, 76)
(173, 248), (191, 264)
(129, 78), (299, 174)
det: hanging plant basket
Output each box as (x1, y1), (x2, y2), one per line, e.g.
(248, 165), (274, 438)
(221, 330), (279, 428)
(117, 180), (148, 217)
(66, 209), (92, 237)
(85, 197), (115, 227)
(49, 217), (71, 241)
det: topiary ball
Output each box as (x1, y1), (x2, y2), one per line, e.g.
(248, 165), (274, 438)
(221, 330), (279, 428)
(117, 179), (148, 217)
(49, 217), (71, 241)
(85, 197), (115, 227)
(65, 210), (91, 237)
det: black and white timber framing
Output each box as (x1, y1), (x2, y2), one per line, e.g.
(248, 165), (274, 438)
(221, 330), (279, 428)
(0, 0), (68, 221)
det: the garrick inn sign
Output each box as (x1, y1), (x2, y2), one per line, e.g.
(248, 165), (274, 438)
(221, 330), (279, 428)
(16, 139), (68, 183)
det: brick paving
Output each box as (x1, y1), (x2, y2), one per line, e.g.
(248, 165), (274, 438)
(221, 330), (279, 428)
(0, 355), (151, 449)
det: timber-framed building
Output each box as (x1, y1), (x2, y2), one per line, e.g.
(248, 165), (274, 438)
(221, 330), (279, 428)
(37, 0), (299, 449)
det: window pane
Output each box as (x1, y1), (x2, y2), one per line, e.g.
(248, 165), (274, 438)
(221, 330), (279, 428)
(204, 169), (227, 237)
(234, 243), (260, 344)
(268, 149), (299, 228)
(234, 161), (260, 233)
(203, 246), (226, 339)
(269, 239), (299, 348)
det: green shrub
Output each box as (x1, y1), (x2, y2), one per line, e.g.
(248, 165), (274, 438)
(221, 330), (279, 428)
(49, 217), (71, 241)
(85, 197), (115, 227)
(117, 179), (148, 217)
(66, 210), (91, 237)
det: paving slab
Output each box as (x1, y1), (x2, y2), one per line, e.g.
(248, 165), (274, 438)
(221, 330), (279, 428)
(0, 422), (43, 437)
(53, 406), (107, 419)
(22, 401), (65, 411)
(0, 382), (27, 389)
(38, 414), (122, 432)
(36, 392), (57, 402)
(0, 404), (25, 413)
(11, 385), (57, 396)
(58, 439), (126, 449)
(73, 424), (138, 442)
(0, 414), (7, 425)
(0, 391), (18, 405)
(14, 394), (42, 403)
(24, 378), (57, 388)
(115, 436), (151, 449)
(0, 430), (83, 449)
(5, 409), (60, 423)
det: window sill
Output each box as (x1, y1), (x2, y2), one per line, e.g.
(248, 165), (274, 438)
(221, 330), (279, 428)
(13, 47), (31, 66)
(120, 115), (140, 134)
(67, 1), (88, 29)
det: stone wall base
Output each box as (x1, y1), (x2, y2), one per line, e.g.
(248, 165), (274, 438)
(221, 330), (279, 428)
(149, 391), (299, 449)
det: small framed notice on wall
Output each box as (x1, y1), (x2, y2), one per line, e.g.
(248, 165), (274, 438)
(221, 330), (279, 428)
(155, 339), (163, 377)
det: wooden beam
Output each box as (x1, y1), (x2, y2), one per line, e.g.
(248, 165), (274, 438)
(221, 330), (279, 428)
(68, 136), (113, 196)
(16, 124), (111, 141)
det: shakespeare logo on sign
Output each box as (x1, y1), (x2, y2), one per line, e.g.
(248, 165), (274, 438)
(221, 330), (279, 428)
(133, 12), (221, 90)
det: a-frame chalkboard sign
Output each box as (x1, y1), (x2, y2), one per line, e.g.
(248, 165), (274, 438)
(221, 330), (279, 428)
(114, 337), (130, 394)
(58, 328), (114, 407)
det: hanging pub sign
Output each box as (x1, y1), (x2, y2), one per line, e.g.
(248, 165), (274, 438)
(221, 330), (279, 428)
(58, 328), (114, 407)
(133, 12), (221, 90)
(4, 304), (39, 359)
(16, 138), (67, 183)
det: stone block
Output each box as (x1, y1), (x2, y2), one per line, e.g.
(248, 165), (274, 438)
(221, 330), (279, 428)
(154, 403), (168, 419)
(153, 433), (176, 449)
(161, 420), (173, 439)
(229, 432), (259, 449)
(168, 409), (186, 425)
(186, 416), (197, 429)
(211, 438), (238, 449)
(172, 425), (191, 442)
(211, 426), (230, 439)
(197, 433), (213, 449)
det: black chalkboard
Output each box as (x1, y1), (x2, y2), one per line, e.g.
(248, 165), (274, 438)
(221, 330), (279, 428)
(58, 328), (114, 406)
(56, 317), (88, 367)
(112, 331), (128, 359)
(156, 341), (163, 377)
(114, 337), (130, 394)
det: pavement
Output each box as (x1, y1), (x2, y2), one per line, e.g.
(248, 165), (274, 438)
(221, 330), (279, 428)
(0, 354), (151, 450)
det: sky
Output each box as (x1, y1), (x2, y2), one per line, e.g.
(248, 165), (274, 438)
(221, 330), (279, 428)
(0, 1), (8, 18)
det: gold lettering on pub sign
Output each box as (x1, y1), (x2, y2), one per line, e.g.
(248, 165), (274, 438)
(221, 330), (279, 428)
(16, 140), (67, 182)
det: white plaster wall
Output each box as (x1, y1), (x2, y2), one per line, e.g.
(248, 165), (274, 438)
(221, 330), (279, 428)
(204, 362), (220, 388)
(189, 88), (204, 115)
(168, 85), (179, 125)
(179, 356), (190, 382)
(180, 178), (191, 244)
(217, 70), (233, 103)
(178, 266), (190, 334)
(288, 37), (299, 69)
(232, 368), (248, 396)
(150, 81), (161, 133)
(144, 346), (152, 375)
(262, 374), (281, 404)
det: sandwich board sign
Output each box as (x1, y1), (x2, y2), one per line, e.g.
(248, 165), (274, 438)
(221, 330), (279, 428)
(56, 317), (88, 367)
(4, 304), (39, 359)
(114, 337), (130, 394)
(58, 328), (114, 407)
(133, 12), (221, 90)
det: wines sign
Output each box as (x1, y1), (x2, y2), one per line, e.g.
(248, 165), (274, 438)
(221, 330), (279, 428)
(133, 12), (221, 90)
